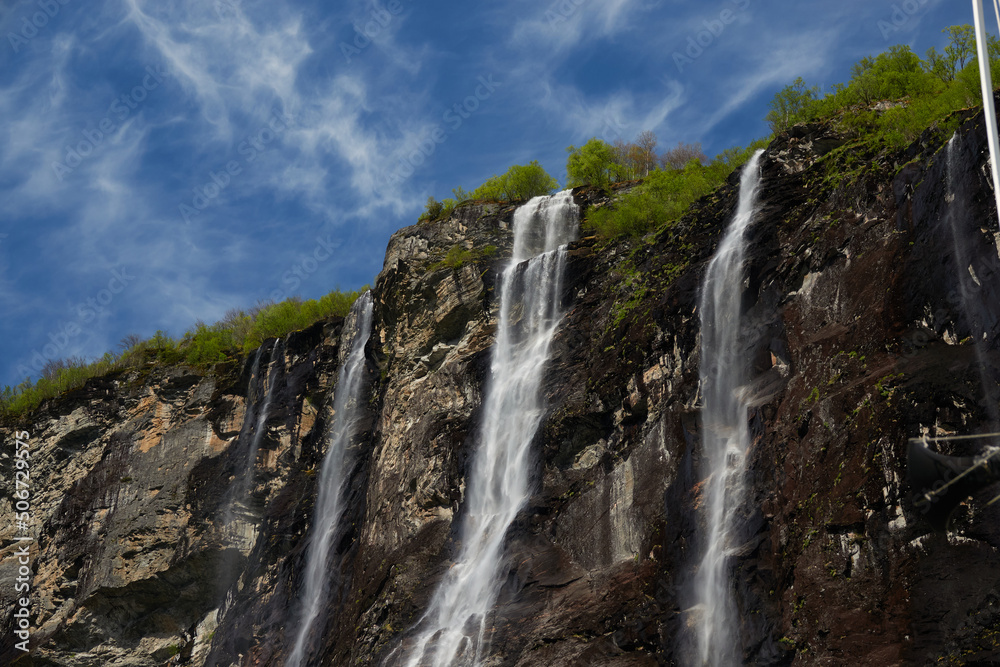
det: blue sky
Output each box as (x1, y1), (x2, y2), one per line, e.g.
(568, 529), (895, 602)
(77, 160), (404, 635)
(0, 0), (981, 387)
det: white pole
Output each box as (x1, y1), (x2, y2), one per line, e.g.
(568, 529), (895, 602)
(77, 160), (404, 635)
(973, 0), (1000, 226)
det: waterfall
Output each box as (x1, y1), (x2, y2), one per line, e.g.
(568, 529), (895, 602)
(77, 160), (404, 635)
(400, 190), (578, 667)
(245, 340), (284, 487)
(944, 135), (1000, 426)
(287, 291), (374, 667)
(212, 339), (285, 642)
(225, 340), (284, 534)
(693, 150), (764, 667)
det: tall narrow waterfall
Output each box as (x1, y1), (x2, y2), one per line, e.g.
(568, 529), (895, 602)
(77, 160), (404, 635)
(245, 340), (284, 488)
(401, 191), (579, 667)
(944, 135), (1000, 426)
(693, 150), (764, 667)
(225, 340), (284, 532)
(214, 340), (285, 629)
(287, 292), (374, 667)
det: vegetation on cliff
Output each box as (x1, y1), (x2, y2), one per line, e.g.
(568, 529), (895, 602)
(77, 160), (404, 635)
(582, 139), (768, 238)
(417, 25), (996, 247)
(428, 243), (499, 271)
(766, 26), (996, 143)
(582, 24), (999, 242)
(420, 160), (558, 222)
(0, 289), (363, 422)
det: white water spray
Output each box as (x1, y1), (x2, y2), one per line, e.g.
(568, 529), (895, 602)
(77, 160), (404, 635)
(945, 135), (1000, 426)
(247, 342), (283, 479)
(226, 341), (284, 533)
(693, 150), (764, 667)
(214, 340), (285, 633)
(401, 191), (578, 667)
(287, 292), (374, 667)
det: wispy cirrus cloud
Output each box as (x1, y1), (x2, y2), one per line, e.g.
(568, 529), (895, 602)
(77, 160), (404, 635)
(0, 0), (449, 382)
(508, 0), (640, 55)
(0, 0), (982, 388)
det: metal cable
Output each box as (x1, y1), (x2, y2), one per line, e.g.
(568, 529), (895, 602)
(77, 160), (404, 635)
(907, 432), (1000, 443)
(910, 434), (1000, 501)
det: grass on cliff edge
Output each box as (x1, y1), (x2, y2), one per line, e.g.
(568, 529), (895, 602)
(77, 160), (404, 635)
(589, 25), (996, 241)
(420, 160), (559, 223)
(583, 139), (768, 239)
(0, 289), (364, 422)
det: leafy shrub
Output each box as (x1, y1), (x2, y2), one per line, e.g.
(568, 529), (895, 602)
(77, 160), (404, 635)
(766, 77), (821, 133)
(710, 138), (771, 173)
(434, 245), (474, 270)
(422, 196), (444, 221)
(429, 244), (499, 271)
(470, 161), (558, 202)
(568, 132), (667, 186)
(586, 138), (769, 239)
(503, 161), (560, 200)
(764, 26), (1000, 149)
(421, 163), (558, 223)
(183, 323), (239, 365)
(566, 138), (618, 188)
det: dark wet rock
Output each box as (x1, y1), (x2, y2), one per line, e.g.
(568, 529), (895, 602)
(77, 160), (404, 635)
(5, 109), (1000, 667)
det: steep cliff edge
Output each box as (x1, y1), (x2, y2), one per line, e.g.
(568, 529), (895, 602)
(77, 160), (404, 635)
(4, 108), (1000, 666)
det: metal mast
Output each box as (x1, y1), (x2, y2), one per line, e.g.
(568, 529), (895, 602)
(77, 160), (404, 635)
(973, 0), (1000, 226)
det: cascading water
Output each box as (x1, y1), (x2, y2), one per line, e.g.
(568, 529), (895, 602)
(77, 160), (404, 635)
(225, 339), (284, 535)
(400, 190), (579, 667)
(212, 340), (285, 636)
(692, 150), (764, 667)
(287, 291), (374, 667)
(944, 134), (1000, 426)
(235, 345), (266, 482)
(246, 341), (284, 483)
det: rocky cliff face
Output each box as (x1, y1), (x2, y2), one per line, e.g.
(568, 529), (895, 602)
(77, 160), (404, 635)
(4, 109), (1000, 667)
